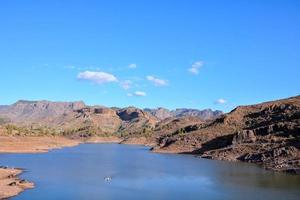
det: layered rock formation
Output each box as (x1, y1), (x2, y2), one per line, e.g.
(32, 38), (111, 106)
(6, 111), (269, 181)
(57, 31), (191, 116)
(154, 95), (300, 174)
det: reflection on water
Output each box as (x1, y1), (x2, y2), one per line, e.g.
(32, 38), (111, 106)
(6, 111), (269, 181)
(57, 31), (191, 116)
(0, 144), (299, 200)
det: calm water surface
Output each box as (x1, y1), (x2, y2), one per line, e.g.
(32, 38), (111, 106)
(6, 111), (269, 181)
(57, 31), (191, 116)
(0, 144), (299, 200)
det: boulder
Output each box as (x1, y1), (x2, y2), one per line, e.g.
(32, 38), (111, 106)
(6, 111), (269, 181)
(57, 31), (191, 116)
(232, 130), (256, 144)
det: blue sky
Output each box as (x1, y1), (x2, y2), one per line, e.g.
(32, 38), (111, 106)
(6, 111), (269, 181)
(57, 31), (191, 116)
(0, 0), (299, 112)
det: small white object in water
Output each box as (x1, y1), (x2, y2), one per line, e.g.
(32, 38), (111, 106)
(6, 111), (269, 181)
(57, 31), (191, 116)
(104, 177), (112, 181)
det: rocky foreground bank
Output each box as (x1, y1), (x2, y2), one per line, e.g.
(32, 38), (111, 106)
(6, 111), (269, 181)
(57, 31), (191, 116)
(0, 167), (34, 199)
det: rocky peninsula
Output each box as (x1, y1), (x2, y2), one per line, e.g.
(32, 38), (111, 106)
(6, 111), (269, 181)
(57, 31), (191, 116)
(0, 167), (34, 199)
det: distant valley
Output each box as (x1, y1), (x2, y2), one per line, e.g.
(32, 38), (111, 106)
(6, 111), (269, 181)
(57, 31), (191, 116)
(0, 96), (299, 174)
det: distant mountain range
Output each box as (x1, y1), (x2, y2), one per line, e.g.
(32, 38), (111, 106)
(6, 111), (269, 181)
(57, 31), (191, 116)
(144, 107), (223, 120)
(0, 100), (221, 137)
(0, 100), (222, 125)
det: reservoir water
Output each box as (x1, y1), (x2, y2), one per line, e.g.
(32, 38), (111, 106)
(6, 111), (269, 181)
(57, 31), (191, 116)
(0, 144), (299, 200)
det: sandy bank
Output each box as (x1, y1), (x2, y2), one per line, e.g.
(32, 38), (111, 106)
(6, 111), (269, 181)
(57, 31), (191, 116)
(0, 136), (80, 153)
(84, 136), (123, 144)
(0, 136), (130, 153)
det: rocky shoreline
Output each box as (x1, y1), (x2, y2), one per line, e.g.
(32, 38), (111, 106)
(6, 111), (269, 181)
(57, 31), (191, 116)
(0, 166), (34, 200)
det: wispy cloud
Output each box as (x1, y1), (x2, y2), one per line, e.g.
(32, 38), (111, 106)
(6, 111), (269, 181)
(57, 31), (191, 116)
(146, 76), (168, 86)
(134, 91), (147, 96)
(188, 61), (204, 75)
(120, 80), (132, 90)
(77, 71), (118, 84)
(215, 98), (227, 104)
(128, 63), (137, 69)
(127, 91), (147, 97)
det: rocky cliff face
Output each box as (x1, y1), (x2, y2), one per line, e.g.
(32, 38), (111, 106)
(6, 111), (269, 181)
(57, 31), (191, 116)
(153, 95), (300, 174)
(117, 107), (158, 137)
(144, 108), (173, 120)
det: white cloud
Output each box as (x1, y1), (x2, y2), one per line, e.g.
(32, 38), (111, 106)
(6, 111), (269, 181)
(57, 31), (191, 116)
(77, 71), (118, 84)
(127, 91), (146, 97)
(146, 76), (168, 86)
(132, 91), (147, 96)
(128, 63), (137, 69)
(188, 61), (204, 75)
(215, 98), (227, 104)
(120, 80), (132, 90)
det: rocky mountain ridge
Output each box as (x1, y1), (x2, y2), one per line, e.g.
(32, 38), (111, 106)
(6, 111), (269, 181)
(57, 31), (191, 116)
(144, 107), (223, 120)
(0, 100), (86, 124)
